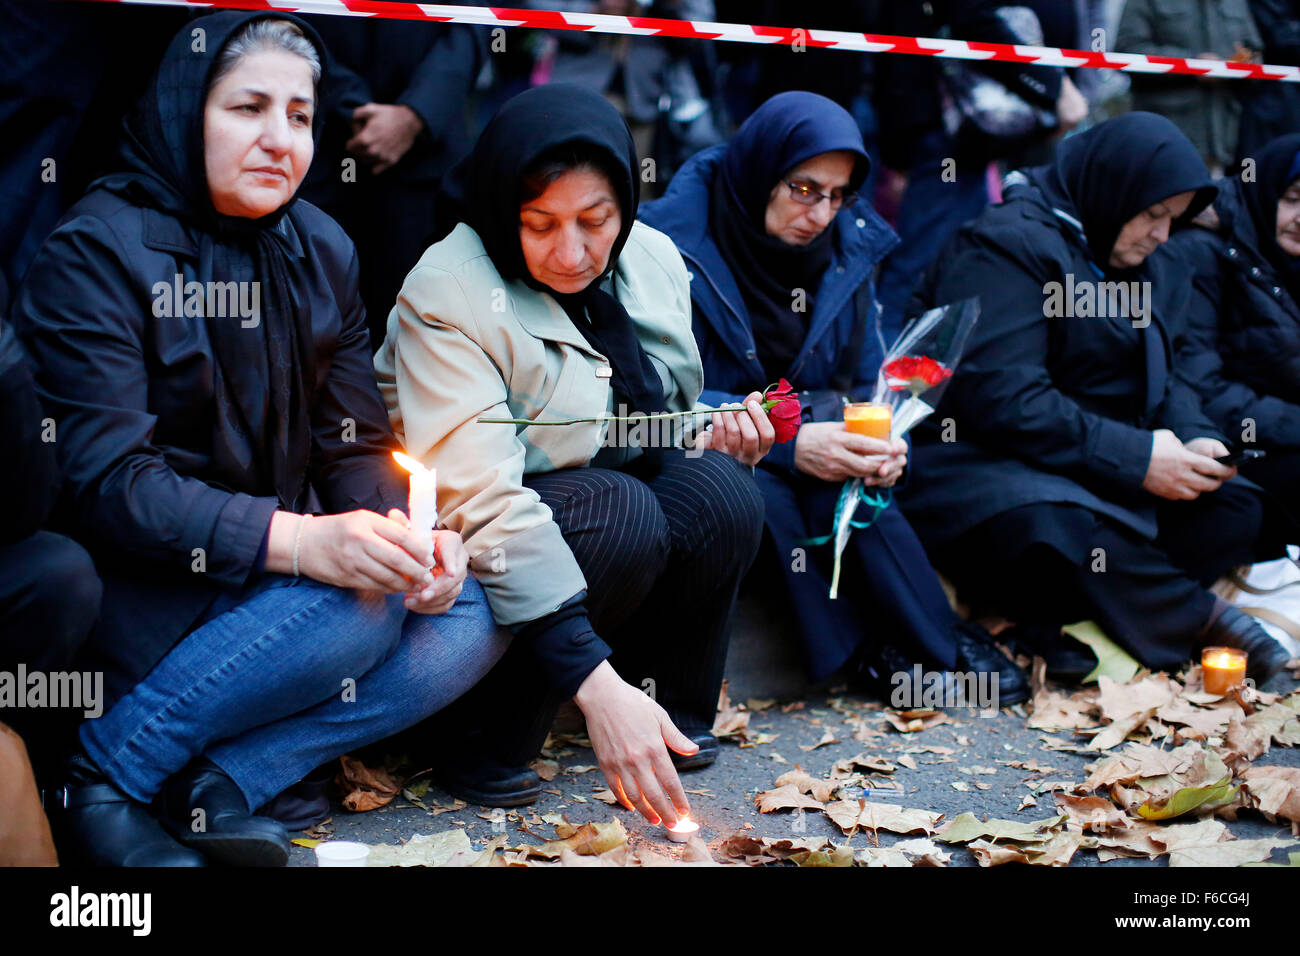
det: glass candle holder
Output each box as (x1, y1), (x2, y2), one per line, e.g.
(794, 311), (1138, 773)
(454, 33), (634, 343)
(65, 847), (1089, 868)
(1201, 646), (1247, 695)
(844, 402), (892, 441)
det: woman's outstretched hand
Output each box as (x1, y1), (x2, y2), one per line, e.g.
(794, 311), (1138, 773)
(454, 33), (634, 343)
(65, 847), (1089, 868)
(692, 390), (776, 465)
(573, 660), (696, 827)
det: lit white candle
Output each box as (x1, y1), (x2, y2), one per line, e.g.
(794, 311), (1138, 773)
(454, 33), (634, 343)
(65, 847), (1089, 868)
(392, 452), (437, 561)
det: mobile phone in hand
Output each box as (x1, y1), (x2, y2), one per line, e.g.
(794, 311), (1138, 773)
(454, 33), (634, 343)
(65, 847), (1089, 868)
(1215, 448), (1267, 466)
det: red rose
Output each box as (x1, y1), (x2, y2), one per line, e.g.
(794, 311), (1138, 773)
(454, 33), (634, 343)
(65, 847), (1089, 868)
(762, 378), (802, 444)
(882, 356), (952, 393)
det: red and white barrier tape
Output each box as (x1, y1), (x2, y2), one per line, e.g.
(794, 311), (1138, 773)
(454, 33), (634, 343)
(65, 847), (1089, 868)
(74, 0), (1300, 82)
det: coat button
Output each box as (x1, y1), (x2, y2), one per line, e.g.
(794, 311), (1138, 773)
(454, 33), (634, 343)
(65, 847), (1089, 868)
(661, 335), (671, 344)
(745, 349), (757, 360)
(856, 218), (866, 228)
(1227, 247), (1238, 257)
(1251, 267), (1262, 277)
(1274, 286), (1282, 295)
(685, 270), (693, 281)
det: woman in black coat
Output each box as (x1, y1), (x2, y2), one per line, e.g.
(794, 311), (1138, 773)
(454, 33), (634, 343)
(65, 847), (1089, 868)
(12, 12), (506, 867)
(898, 113), (1293, 686)
(1158, 133), (1300, 540)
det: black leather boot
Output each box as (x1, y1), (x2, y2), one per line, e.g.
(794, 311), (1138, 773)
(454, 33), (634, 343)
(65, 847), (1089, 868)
(156, 758), (290, 867)
(46, 751), (206, 867)
(436, 757), (543, 808)
(999, 623), (1098, 683)
(1197, 604), (1293, 686)
(670, 732), (719, 772)
(953, 621), (1030, 706)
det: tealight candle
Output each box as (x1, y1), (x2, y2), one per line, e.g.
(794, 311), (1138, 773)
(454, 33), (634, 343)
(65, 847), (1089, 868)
(665, 816), (700, 844)
(392, 451), (437, 560)
(844, 402), (892, 441)
(1201, 646), (1247, 695)
(314, 841), (370, 867)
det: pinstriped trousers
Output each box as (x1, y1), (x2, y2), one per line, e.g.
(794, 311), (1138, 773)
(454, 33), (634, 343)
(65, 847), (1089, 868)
(443, 448), (765, 766)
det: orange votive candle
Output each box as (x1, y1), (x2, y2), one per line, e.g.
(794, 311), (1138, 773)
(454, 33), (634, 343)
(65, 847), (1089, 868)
(1201, 646), (1247, 695)
(844, 403), (892, 440)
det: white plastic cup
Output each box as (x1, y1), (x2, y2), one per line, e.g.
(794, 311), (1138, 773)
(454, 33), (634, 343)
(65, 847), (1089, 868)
(314, 841), (370, 867)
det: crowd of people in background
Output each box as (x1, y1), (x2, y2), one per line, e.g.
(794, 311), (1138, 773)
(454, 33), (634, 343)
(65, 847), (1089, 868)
(1, 0), (1297, 867)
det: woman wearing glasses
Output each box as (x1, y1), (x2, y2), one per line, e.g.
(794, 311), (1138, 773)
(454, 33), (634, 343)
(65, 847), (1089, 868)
(640, 92), (1028, 703)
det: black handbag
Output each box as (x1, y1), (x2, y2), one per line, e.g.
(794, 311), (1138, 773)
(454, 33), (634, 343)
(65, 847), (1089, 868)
(937, 7), (1060, 163)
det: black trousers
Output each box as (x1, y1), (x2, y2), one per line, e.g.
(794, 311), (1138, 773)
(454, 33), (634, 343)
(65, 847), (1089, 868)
(931, 481), (1272, 672)
(0, 531), (102, 780)
(432, 449), (764, 766)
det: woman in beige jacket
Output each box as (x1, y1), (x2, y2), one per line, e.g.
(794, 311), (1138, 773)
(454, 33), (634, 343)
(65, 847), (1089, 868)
(374, 85), (774, 827)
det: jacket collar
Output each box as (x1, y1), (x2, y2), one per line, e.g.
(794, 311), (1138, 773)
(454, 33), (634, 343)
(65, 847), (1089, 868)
(140, 205), (307, 260)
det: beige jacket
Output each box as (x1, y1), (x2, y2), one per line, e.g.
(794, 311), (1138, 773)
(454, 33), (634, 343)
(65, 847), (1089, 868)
(374, 220), (704, 626)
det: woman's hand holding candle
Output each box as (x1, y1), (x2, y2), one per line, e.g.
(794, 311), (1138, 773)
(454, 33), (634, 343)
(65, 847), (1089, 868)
(793, 422), (908, 484)
(265, 509), (433, 592)
(401, 528), (468, 615)
(574, 660), (695, 827)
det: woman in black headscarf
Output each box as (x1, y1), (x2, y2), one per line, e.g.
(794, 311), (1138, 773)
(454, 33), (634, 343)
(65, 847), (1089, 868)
(12, 11), (507, 867)
(641, 91), (1029, 705)
(897, 112), (1293, 685)
(1159, 133), (1300, 551)
(374, 84), (771, 827)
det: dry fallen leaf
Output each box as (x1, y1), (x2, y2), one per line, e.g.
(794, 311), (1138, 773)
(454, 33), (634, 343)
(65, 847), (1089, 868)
(528, 820), (629, 859)
(529, 758), (560, 781)
(712, 680), (752, 741)
(755, 784), (825, 814)
(799, 727), (842, 752)
(1241, 766), (1300, 823)
(336, 754), (402, 812)
(1169, 837), (1297, 867)
(823, 799), (942, 836)
(775, 768), (839, 803)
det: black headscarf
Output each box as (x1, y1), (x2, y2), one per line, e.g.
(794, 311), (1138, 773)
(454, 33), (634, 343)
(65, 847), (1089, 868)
(1030, 112), (1216, 275)
(711, 91), (870, 381)
(435, 84), (667, 419)
(89, 11), (328, 511)
(1237, 132), (1300, 288)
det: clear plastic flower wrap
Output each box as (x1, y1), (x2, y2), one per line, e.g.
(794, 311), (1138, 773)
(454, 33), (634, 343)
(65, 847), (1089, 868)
(873, 296), (981, 440)
(814, 297), (981, 599)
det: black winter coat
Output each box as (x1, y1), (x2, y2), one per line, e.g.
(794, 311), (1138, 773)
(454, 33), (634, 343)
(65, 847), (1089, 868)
(1159, 178), (1300, 451)
(11, 190), (409, 705)
(896, 173), (1224, 549)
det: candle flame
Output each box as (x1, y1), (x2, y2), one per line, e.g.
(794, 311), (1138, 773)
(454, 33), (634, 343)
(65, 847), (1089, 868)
(392, 451), (426, 474)
(667, 816), (698, 833)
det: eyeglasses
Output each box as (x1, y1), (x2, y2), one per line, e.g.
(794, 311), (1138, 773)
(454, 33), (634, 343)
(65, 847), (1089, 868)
(783, 179), (857, 209)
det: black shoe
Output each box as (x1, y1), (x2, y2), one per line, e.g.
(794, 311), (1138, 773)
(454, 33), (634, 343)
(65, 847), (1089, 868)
(851, 641), (968, 707)
(436, 758), (542, 808)
(1000, 624), (1098, 683)
(256, 763), (332, 831)
(157, 758), (290, 867)
(46, 752), (206, 867)
(671, 732), (719, 772)
(1198, 605), (1293, 686)
(952, 622), (1030, 706)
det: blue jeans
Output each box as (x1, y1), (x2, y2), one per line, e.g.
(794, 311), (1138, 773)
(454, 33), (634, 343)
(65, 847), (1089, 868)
(80, 573), (508, 811)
